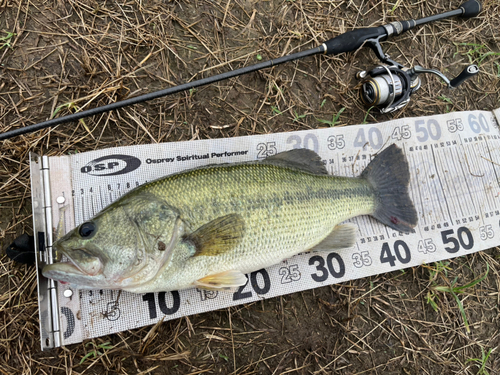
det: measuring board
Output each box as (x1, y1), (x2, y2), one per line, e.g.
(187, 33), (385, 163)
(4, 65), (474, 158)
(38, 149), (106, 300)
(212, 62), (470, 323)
(31, 108), (500, 349)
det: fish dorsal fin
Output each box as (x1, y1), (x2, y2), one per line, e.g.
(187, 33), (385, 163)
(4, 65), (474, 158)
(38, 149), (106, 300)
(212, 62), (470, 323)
(262, 149), (328, 175)
(185, 213), (245, 257)
(194, 270), (248, 290)
(311, 223), (357, 251)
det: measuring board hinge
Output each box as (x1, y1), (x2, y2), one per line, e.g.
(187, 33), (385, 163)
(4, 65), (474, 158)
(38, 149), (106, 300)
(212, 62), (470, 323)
(31, 153), (62, 350)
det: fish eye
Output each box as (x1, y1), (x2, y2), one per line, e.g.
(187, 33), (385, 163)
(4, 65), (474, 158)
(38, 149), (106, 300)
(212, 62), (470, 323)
(79, 222), (96, 238)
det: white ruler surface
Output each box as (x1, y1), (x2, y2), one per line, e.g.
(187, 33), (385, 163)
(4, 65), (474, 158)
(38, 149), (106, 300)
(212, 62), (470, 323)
(33, 108), (500, 347)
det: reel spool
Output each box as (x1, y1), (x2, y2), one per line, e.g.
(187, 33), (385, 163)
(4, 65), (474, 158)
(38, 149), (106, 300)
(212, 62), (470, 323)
(357, 63), (479, 113)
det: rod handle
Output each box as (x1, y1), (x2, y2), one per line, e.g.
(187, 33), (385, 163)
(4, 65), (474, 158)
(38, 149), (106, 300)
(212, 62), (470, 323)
(459, 0), (482, 18)
(322, 27), (386, 55)
(450, 65), (479, 88)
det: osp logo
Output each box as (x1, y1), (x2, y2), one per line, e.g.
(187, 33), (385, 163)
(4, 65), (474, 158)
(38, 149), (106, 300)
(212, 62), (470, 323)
(80, 155), (141, 176)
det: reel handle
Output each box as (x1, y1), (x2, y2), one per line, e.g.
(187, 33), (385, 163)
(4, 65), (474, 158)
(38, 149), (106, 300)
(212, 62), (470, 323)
(410, 65), (479, 89)
(450, 65), (480, 87)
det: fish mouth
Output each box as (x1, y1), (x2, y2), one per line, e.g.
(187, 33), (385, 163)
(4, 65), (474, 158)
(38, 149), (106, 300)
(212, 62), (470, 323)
(43, 248), (103, 280)
(42, 259), (87, 284)
(43, 260), (85, 277)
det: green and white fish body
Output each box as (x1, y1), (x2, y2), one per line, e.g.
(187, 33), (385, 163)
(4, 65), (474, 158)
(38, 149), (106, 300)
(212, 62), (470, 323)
(43, 144), (417, 293)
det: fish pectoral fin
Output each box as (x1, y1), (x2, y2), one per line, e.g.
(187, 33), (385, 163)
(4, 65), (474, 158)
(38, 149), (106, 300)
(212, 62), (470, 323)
(310, 223), (357, 251)
(185, 214), (245, 257)
(194, 270), (248, 290)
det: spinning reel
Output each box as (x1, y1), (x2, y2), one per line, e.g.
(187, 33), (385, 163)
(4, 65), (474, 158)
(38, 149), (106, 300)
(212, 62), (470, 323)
(356, 37), (479, 113)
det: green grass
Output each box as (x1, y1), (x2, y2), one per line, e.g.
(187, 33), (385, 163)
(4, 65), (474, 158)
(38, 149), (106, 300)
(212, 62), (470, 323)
(292, 110), (308, 122)
(362, 106), (375, 124)
(271, 106), (282, 115)
(316, 107), (345, 126)
(0, 31), (16, 50)
(52, 101), (91, 134)
(427, 263), (489, 333)
(51, 102), (81, 119)
(218, 353), (229, 362)
(453, 43), (500, 66)
(80, 341), (114, 365)
(466, 347), (494, 375)
(390, 0), (402, 13)
(438, 96), (453, 113)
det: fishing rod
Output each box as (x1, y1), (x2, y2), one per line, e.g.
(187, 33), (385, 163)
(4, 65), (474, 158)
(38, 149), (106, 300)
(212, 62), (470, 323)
(0, 0), (482, 141)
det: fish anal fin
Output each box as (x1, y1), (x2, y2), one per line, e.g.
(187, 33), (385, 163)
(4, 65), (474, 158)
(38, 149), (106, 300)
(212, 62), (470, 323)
(185, 213), (245, 257)
(311, 223), (357, 251)
(194, 270), (247, 291)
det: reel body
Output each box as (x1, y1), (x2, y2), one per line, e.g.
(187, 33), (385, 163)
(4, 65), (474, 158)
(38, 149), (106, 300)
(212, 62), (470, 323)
(357, 66), (417, 113)
(357, 38), (479, 113)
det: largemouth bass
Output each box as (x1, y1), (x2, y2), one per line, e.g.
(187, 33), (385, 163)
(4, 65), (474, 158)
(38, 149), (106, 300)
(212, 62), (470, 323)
(43, 144), (417, 293)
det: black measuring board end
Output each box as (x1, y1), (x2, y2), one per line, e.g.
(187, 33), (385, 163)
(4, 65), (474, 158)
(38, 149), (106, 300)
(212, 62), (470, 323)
(5, 234), (36, 265)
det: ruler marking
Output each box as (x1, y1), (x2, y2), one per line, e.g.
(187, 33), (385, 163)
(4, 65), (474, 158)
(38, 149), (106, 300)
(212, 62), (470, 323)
(482, 139), (499, 213)
(80, 195), (84, 224)
(403, 148), (418, 228)
(430, 146), (454, 224)
(408, 151), (426, 227)
(474, 142), (493, 220)
(480, 140), (500, 212)
(429, 149), (448, 224)
(451, 145), (471, 219)
(465, 142), (483, 218)
(383, 220), (391, 242)
(421, 149), (442, 224)
(467, 142), (482, 222)
(487, 139), (500, 209)
(89, 194), (94, 218)
(485, 137), (500, 190)
(458, 136), (483, 218)
(450, 146), (464, 219)
(460, 143), (477, 216)
(368, 216), (377, 238)
(476, 140), (494, 218)
(99, 185), (104, 212)
(454, 144), (478, 220)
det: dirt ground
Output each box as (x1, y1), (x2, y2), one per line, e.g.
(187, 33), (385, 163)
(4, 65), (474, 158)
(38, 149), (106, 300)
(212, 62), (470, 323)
(1, 0), (500, 374)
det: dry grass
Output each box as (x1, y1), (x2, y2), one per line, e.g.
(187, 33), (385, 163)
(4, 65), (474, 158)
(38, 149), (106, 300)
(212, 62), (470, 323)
(1, 0), (499, 374)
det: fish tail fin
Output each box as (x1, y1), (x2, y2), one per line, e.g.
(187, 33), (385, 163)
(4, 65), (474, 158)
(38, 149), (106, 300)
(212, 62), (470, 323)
(361, 144), (418, 232)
